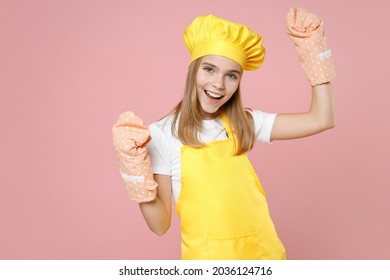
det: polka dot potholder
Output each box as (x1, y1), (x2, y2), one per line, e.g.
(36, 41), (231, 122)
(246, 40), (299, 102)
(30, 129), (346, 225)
(286, 7), (336, 86)
(112, 111), (157, 203)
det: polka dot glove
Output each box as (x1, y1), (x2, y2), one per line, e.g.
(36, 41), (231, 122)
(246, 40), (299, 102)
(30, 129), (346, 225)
(112, 111), (157, 203)
(286, 7), (336, 86)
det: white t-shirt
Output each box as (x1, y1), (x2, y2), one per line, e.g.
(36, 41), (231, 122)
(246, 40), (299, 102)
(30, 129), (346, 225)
(147, 110), (277, 202)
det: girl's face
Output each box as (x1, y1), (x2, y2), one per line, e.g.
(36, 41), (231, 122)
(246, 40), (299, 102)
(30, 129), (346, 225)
(196, 55), (243, 119)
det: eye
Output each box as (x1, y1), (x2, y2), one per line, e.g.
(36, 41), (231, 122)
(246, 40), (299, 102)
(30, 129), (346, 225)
(203, 67), (214, 73)
(227, 73), (238, 79)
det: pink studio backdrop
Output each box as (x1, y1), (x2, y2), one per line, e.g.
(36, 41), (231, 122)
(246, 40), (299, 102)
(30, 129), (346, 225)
(0, 0), (389, 259)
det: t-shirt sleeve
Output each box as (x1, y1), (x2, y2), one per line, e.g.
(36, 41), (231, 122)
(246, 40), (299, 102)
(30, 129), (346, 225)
(251, 110), (277, 143)
(147, 123), (172, 176)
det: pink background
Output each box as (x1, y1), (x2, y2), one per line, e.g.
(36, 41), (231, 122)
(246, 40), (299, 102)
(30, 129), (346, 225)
(1, 0), (389, 259)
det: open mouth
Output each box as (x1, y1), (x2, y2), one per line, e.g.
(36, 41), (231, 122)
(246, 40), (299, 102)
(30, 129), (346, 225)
(205, 90), (223, 100)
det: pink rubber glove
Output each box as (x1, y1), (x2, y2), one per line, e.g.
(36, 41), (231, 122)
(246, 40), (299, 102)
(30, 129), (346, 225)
(286, 7), (336, 86)
(112, 111), (157, 203)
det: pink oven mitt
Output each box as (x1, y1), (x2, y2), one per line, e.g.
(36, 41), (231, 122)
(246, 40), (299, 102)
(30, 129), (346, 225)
(112, 111), (157, 203)
(286, 7), (336, 86)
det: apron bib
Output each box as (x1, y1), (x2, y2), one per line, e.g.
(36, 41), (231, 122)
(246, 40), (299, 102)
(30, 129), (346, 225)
(176, 114), (286, 260)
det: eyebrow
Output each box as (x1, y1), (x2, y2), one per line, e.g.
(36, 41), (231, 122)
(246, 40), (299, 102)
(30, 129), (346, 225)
(201, 62), (242, 75)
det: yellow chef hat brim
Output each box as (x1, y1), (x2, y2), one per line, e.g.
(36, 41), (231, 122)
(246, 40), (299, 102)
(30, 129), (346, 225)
(188, 40), (248, 70)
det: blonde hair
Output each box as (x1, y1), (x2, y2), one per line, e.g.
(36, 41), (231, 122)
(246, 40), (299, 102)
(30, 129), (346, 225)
(171, 57), (256, 155)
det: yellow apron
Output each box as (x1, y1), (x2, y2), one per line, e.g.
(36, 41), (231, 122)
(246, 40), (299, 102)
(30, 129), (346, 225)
(176, 114), (286, 260)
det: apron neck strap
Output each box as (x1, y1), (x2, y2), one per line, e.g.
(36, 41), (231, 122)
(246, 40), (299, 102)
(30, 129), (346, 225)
(220, 113), (234, 140)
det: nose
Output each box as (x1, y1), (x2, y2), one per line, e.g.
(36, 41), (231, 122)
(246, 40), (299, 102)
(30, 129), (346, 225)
(211, 74), (225, 90)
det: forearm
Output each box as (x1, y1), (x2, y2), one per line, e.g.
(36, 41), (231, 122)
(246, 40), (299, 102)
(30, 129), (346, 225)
(310, 82), (336, 129)
(138, 174), (172, 236)
(139, 197), (171, 236)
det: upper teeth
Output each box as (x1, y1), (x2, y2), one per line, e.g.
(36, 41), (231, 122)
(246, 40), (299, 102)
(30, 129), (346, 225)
(206, 91), (222, 99)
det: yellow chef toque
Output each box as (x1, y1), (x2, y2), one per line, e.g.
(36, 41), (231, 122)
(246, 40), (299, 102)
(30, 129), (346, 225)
(183, 15), (265, 71)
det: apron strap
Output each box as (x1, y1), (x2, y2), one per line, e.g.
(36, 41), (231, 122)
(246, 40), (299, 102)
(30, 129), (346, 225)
(220, 113), (234, 140)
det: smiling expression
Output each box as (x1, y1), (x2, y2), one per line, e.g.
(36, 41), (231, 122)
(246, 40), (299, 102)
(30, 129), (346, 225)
(196, 55), (243, 119)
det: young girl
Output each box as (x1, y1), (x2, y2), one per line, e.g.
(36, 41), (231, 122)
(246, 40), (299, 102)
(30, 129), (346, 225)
(113, 7), (336, 260)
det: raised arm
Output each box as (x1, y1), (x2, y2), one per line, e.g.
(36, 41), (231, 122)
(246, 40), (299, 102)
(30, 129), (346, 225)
(271, 82), (335, 140)
(271, 7), (336, 141)
(112, 112), (172, 236)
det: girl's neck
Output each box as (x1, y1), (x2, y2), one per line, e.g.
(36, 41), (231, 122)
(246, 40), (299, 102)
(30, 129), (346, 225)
(199, 110), (220, 120)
